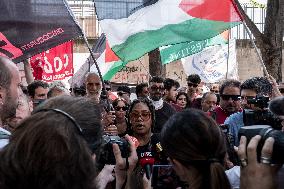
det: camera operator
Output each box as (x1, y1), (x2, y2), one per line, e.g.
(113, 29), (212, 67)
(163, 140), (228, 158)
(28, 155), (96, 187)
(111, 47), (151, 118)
(234, 96), (284, 189)
(225, 77), (273, 146)
(237, 135), (277, 189)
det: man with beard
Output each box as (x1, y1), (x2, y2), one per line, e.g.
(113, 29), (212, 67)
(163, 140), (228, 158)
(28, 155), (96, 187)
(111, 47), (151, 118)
(213, 79), (241, 125)
(0, 57), (21, 148)
(148, 76), (176, 133)
(4, 89), (33, 132)
(163, 78), (180, 104)
(85, 72), (102, 103)
(224, 77), (272, 146)
(27, 80), (49, 107)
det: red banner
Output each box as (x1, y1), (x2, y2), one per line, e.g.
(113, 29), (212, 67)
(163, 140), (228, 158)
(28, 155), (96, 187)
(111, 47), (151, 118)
(30, 41), (74, 82)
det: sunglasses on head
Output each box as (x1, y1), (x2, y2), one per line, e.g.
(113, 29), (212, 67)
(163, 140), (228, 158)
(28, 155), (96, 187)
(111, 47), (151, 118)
(105, 88), (111, 91)
(150, 86), (165, 91)
(220, 95), (240, 101)
(114, 106), (128, 111)
(187, 83), (198, 88)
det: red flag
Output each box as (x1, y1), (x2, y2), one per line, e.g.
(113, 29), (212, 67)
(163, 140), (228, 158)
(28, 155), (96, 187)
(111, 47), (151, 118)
(30, 41), (74, 82)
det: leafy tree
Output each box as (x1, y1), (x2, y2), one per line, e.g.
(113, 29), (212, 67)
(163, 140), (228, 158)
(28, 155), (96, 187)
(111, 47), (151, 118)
(234, 0), (284, 81)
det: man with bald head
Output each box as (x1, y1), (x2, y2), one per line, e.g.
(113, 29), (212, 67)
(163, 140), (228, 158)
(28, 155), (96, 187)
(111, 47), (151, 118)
(0, 56), (21, 148)
(85, 72), (102, 102)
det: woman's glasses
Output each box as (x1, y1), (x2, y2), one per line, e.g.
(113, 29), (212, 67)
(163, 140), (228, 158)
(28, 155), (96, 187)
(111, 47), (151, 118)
(129, 111), (151, 121)
(114, 106), (128, 111)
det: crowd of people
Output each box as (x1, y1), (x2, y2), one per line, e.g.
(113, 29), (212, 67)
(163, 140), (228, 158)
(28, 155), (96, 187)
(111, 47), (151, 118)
(0, 55), (284, 189)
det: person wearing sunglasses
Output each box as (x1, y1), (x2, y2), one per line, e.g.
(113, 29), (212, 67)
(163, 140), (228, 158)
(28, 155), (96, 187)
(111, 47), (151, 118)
(225, 77), (273, 146)
(103, 80), (117, 102)
(148, 76), (176, 133)
(213, 79), (242, 125)
(186, 74), (201, 102)
(112, 98), (128, 136)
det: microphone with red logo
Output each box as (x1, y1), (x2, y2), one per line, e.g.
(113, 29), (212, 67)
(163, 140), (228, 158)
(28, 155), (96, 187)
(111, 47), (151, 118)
(139, 153), (155, 180)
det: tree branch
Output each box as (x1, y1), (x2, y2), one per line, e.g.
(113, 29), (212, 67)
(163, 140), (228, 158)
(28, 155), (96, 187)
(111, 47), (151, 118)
(233, 0), (264, 45)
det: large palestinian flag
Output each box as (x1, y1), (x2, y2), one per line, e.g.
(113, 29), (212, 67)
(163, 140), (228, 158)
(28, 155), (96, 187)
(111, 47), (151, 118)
(94, 0), (241, 63)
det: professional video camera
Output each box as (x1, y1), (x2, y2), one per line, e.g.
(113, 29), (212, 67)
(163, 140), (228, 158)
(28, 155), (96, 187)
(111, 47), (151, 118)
(239, 97), (284, 164)
(98, 135), (130, 165)
(243, 95), (282, 129)
(239, 125), (284, 164)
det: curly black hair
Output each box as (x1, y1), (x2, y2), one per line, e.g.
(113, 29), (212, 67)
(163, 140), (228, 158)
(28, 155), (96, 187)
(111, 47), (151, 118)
(240, 77), (272, 95)
(126, 98), (155, 134)
(163, 78), (180, 91)
(187, 74), (201, 84)
(219, 79), (241, 95)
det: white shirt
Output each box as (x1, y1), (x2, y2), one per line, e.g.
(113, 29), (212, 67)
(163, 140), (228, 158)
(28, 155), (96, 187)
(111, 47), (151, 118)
(0, 127), (11, 149)
(226, 166), (240, 189)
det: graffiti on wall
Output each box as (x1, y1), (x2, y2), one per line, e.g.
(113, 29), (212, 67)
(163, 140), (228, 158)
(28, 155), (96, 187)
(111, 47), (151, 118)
(111, 60), (149, 83)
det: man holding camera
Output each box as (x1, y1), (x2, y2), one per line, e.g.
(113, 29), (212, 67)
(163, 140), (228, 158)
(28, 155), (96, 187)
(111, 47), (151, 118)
(225, 77), (273, 146)
(236, 96), (284, 189)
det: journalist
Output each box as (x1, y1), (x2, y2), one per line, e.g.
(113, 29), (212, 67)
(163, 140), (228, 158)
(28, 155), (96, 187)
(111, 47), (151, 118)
(225, 77), (273, 146)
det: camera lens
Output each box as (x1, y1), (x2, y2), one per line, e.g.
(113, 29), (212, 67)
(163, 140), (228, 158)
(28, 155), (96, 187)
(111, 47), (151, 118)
(239, 125), (284, 164)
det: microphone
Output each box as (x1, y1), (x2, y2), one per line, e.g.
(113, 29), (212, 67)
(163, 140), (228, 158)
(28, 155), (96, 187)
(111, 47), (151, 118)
(139, 155), (155, 180)
(269, 96), (284, 116)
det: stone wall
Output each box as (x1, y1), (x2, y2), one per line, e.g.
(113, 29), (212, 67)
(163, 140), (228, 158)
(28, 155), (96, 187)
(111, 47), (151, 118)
(236, 40), (284, 82)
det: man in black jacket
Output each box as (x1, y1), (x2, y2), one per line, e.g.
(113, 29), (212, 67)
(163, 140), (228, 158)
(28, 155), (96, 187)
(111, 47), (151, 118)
(148, 76), (176, 133)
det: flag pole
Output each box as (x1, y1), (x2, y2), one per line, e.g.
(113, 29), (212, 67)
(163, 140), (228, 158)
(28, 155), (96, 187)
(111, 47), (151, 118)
(226, 30), (230, 79)
(63, 0), (111, 109)
(242, 21), (269, 77)
(231, 0), (269, 77)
